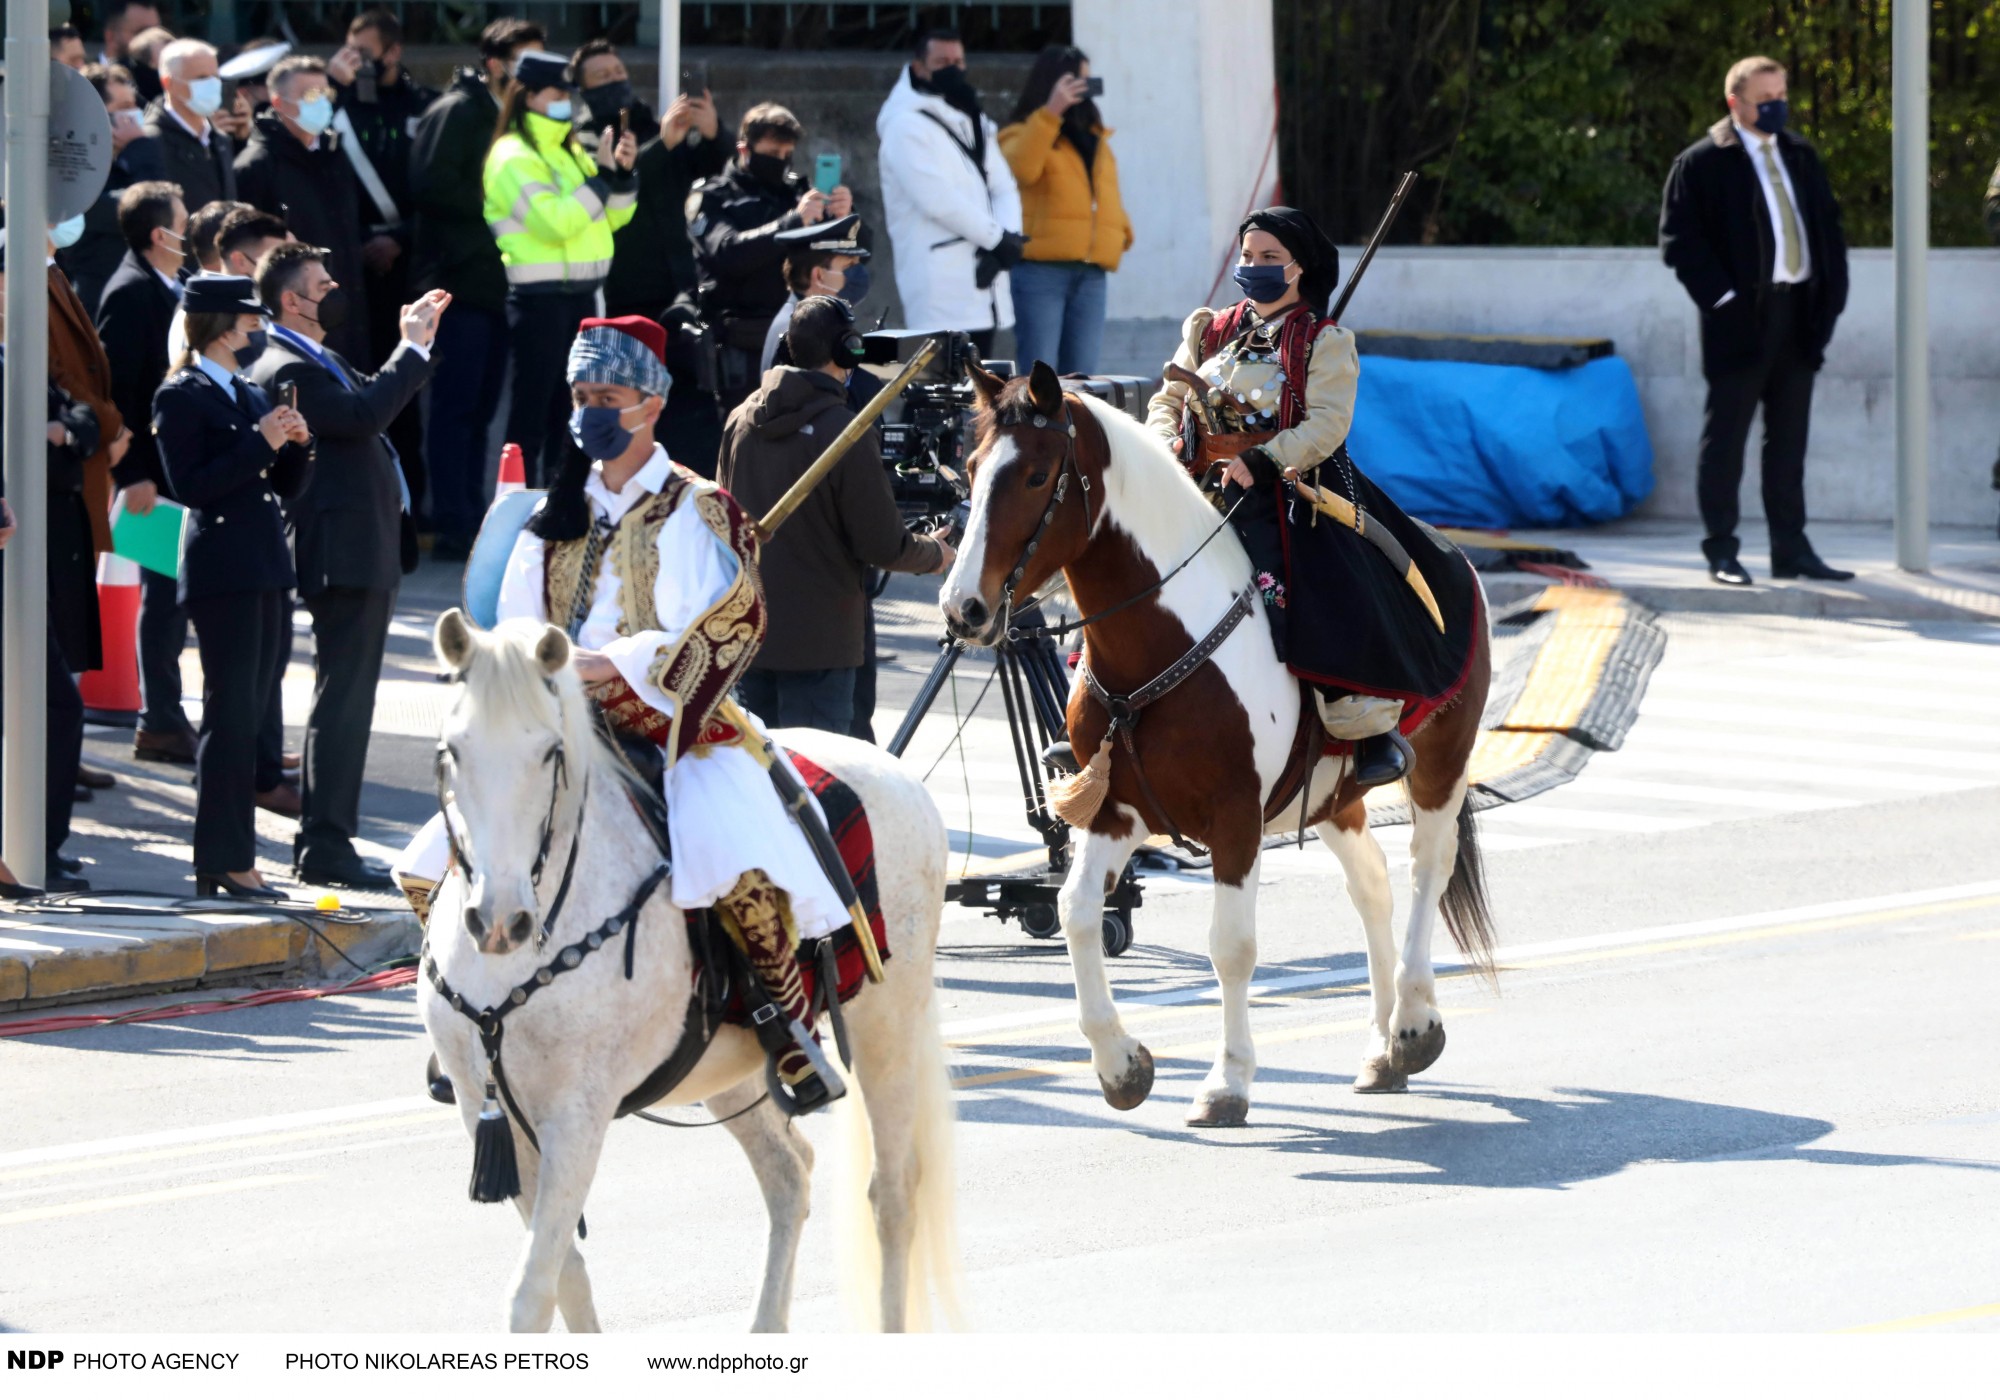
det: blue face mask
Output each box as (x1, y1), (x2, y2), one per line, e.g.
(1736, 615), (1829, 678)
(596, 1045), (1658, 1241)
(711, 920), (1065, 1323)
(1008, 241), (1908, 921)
(543, 99), (574, 125)
(294, 95), (334, 137)
(1754, 98), (1788, 135)
(569, 403), (640, 461)
(1232, 260), (1296, 305)
(837, 263), (871, 308)
(50, 214), (87, 249)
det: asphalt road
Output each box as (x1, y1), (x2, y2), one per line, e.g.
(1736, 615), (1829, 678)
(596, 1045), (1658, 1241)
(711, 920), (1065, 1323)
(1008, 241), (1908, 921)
(9, 588), (2000, 1334)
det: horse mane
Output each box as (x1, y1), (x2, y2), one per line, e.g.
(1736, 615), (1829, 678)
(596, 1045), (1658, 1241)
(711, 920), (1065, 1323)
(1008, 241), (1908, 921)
(457, 618), (610, 781)
(1072, 394), (1254, 591)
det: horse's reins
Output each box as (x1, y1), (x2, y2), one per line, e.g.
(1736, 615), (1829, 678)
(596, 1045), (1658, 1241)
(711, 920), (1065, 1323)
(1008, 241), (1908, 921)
(984, 395), (1255, 854)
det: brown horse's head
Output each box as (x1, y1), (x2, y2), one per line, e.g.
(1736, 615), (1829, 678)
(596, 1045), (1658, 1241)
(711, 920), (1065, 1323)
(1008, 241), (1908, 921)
(940, 359), (1100, 645)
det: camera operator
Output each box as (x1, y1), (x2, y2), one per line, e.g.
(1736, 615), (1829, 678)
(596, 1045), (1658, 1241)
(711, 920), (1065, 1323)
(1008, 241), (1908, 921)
(688, 102), (853, 417)
(719, 296), (952, 734)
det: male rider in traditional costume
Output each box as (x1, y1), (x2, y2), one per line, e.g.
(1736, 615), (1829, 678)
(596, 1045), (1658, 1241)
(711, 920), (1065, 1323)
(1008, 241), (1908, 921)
(398, 315), (850, 1112)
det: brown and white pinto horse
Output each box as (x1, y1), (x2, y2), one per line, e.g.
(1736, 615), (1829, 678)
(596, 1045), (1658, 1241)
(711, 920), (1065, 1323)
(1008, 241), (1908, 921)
(939, 362), (1496, 1125)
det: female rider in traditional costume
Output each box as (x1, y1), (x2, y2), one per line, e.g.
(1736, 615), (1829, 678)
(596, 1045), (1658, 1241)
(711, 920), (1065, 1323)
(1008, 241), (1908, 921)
(1145, 206), (1479, 790)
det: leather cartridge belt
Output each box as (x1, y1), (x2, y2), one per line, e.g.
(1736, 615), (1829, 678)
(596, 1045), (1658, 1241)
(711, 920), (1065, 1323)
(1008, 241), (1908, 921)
(1188, 425), (1278, 471)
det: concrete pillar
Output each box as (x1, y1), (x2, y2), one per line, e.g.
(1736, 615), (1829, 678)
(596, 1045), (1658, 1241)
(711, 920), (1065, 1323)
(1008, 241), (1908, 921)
(1072, 0), (1278, 323)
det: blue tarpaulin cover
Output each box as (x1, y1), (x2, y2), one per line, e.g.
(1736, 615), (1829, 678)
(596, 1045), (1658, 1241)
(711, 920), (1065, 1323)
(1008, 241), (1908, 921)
(1345, 354), (1654, 529)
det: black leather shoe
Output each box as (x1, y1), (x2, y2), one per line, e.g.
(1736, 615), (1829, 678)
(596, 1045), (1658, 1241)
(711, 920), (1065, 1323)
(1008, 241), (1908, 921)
(44, 871), (91, 894)
(425, 1052), (456, 1105)
(53, 854), (82, 875)
(77, 765), (116, 790)
(1707, 556), (1753, 586)
(1772, 551), (1855, 582)
(0, 880), (43, 900)
(294, 853), (397, 892)
(1352, 730), (1415, 789)
(1042, 740), (1080, 776)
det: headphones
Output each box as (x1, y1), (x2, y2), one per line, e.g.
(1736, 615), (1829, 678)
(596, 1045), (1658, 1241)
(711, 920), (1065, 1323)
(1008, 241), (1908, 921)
(797, 293), (868, 370)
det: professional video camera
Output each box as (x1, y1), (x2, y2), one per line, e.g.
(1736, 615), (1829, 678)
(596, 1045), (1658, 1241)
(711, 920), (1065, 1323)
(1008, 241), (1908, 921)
(861, 328), (1151, 534)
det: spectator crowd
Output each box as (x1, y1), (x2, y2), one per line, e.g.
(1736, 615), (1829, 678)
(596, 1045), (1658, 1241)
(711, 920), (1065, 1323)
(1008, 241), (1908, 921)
(0, 11), (1132, 900)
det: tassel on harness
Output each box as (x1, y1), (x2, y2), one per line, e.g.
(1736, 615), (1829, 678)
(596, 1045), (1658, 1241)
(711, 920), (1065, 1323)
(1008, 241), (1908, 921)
(469, 1077), (521, 1204)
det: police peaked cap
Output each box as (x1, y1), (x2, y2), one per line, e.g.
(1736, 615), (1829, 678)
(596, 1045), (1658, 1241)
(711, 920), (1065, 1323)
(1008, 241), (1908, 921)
(512, 50), (575, 94)
(772, 214), (871, 259)
(182, 274), (267, 318)
(219, 42), (291, 81)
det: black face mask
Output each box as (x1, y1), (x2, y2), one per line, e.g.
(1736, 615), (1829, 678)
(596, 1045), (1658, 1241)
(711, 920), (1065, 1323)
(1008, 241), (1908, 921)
(745, 151), (792, 191)
(583, 79), (633, 128)
(302, 287), (351, 334)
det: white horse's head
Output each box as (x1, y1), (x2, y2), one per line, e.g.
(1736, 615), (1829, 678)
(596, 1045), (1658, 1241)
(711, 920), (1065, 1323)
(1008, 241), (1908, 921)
(433, 608), (597, 956)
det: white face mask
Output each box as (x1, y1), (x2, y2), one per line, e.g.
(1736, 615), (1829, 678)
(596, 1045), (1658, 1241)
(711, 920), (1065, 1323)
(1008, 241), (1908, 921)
(185, 76), (224, 117)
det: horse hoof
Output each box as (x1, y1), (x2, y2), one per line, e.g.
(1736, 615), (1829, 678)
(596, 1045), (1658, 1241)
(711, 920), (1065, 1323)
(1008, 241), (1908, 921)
(1185, 1092), (1249, 1127)
(1352, 1059), (1408, 1094)
(1388, 1021), (1446, 1076)
(1099, 1044), (1155, 1111)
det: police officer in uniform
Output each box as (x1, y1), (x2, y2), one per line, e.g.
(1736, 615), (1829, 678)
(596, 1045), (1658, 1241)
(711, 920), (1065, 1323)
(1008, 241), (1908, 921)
(687, 102), (852, 418)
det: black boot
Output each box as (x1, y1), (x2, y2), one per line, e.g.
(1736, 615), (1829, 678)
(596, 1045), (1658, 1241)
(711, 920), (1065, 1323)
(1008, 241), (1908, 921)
(1352, 730), (1415, 789)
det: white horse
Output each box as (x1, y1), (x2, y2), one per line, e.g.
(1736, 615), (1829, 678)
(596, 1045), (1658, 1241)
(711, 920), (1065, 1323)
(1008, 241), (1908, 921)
(422, 611), (957, 1332)
(939, 366), (1495, 1126)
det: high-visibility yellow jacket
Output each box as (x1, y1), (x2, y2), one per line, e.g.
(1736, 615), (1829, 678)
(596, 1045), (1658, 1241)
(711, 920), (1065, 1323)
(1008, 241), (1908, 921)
(483, 111), (638, 291)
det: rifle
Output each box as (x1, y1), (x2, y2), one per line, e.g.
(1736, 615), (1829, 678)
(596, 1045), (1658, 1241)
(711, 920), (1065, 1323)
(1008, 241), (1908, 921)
(1329, 170), (1418, 324)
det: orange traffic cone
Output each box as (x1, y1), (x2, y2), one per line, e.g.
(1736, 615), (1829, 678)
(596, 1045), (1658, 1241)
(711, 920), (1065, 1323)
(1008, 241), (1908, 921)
(495, 441), (526, 497)
(80, 552), (142, 727)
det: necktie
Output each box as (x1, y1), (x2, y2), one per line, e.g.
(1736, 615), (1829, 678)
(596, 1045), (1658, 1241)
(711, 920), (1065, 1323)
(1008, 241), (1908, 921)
(1760, 141), (1804, 278)
(231, 376), (255, 420)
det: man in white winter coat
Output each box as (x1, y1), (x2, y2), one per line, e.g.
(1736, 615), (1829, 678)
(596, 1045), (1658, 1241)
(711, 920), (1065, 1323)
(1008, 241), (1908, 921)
(875, 27), (1025, 353)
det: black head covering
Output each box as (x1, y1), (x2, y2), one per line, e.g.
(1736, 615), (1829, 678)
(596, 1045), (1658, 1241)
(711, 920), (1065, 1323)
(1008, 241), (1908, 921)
(1237, 207), (1340, 318)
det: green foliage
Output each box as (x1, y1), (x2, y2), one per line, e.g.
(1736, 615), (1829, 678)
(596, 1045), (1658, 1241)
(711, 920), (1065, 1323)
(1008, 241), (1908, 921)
(1276, 0), (2000, 247)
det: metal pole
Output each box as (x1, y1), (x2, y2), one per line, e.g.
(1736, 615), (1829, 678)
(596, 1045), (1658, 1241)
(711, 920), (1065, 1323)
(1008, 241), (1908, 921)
(4, 23), (52, 890)
(1892, 0), (1930, 572)
(657, 0), (682, 117)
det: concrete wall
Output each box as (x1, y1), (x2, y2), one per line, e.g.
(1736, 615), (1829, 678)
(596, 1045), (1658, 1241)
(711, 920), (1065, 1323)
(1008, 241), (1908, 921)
(1095, 247), (2000, 528)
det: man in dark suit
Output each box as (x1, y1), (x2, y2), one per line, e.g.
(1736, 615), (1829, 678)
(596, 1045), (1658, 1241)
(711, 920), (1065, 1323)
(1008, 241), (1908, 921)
(235, 56), (372, 369)
(1660, 55), (1853, 587)
(252, 243), (448, 890)
(146, 40), (236, 257)
(97, 180), (205, 765)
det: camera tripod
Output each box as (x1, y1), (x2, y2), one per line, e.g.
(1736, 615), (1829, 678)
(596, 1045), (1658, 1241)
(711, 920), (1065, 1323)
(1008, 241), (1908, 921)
(886, 602), (1145, 957)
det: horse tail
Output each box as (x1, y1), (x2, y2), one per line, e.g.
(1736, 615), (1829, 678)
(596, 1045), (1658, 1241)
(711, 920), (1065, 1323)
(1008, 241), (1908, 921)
(1440, 799), (1499, 982)
(835, 990), (963, 1331)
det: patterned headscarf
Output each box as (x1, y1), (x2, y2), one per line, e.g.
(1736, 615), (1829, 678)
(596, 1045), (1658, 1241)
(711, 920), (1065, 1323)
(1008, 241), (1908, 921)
(565, 316), (672, 401)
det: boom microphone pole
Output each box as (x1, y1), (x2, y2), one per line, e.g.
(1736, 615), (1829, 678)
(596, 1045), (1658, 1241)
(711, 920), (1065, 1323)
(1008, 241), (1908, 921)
(1328, 170), (1418, 324)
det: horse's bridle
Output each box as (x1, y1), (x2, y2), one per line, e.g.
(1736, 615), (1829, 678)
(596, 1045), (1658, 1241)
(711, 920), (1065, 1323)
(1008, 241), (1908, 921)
(433, 718), (588, 946)
(990, 397), (1095, 630)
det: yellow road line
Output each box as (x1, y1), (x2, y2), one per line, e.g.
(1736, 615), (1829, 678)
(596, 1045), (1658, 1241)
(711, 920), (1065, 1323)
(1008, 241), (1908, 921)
(947, 896), (1999, 1056)
(1844, 1300), (2000, 1333)
(953, 1008), (1494, 1091)
(0, 1173), (318, 1227)
(1505, 896), (2000, 973)
(0, 1110), (451, 1185)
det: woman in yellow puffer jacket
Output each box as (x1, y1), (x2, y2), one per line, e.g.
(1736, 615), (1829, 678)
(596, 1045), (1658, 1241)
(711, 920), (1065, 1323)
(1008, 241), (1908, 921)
(998, 45), (1134, 374)
(484, 50), (638, 486)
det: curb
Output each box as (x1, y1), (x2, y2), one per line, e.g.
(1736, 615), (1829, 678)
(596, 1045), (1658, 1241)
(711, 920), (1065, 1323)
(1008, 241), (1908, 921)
(1480, 568), (2000, 625)
(0, 905), (421, 1014)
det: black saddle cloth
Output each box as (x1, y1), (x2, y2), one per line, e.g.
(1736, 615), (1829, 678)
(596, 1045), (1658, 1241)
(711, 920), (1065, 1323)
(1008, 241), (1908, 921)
(1226, 447), (1479, 720)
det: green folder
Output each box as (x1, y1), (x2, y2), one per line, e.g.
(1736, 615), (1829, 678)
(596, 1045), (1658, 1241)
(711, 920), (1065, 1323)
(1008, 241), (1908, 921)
(111, 499), (189, 579)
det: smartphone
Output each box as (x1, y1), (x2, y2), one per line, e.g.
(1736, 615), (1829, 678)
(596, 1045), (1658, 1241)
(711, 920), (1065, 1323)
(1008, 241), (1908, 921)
(679, 60), (708, 97)
(280, 382), (298, 412)
(616, 107), (630, 140)
(1084, 76), (1105, 97)
(813, 152), (842, 196)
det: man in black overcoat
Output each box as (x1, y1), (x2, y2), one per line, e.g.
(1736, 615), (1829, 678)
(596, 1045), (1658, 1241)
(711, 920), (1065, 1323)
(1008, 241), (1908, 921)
(252, 243), (448, 890)
(1660, 55), (1853, 586)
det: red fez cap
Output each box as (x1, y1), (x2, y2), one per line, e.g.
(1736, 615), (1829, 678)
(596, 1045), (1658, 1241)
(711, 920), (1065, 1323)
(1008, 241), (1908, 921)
(578, 314), (667, 365)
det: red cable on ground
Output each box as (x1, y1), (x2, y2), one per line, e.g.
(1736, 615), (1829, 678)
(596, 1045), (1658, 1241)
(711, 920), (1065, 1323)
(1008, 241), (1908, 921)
(0, 966), (417, 1039)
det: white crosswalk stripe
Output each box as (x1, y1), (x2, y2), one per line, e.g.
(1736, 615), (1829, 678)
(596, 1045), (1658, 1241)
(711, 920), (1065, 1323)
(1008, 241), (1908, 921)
(887, 616), (2000, 909)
